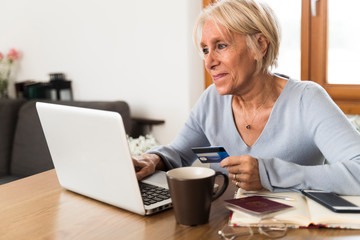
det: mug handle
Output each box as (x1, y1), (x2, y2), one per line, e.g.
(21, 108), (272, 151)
(212, 172), (229, 201)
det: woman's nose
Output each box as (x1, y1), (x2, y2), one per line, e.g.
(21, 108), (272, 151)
(205, 51), (219, 71)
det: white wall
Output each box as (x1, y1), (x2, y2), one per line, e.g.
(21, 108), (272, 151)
(0, 0), (205, 144)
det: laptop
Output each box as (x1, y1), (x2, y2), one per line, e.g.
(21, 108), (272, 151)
(36, 102), (172, 215)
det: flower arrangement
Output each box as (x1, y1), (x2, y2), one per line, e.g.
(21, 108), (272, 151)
(0, 48), (19, 98)
(127, 134), (159, 156)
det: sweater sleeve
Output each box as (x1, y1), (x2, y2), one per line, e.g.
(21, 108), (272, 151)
(258, 83), (360, 195)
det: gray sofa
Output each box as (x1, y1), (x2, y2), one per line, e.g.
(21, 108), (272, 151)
(0, 99), (151, 184)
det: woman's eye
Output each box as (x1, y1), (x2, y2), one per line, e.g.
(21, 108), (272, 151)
(218, 43), (227, 50)
(202, 48), (209, 55)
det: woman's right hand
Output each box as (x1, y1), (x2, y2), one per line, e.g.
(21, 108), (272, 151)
(220, 155), (263, 191)
(132, 153), (166, 180)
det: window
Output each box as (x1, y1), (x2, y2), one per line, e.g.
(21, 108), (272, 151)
(268, 1), (301, 80)
(304, 0), (360, 114)
(202, 0), (360, 114)
(327, 0), (360, 85)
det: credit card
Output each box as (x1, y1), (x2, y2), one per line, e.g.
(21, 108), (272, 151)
(191, 146), (229, 163)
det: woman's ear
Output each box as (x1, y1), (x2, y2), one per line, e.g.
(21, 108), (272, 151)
(256, 33), (269, 58)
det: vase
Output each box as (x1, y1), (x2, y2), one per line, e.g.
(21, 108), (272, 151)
(0, 80), (9, 99)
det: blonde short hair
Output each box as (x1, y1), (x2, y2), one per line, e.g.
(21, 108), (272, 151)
(194, 0), (281, 73)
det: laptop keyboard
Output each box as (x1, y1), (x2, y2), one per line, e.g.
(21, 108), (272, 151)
(139, 183), (171, 206)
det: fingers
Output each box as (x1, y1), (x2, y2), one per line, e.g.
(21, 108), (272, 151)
(220, 155), (253, 168)
(132, 154), (160, 180)
(135, 167), (152, 180)
(132, 156), (148, 169)
(222, 155), (263, 191)
(232, 177), (263, 191)
(231, 173), (252, 184)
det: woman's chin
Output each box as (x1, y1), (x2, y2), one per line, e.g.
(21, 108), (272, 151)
(214, 86), (230, 95)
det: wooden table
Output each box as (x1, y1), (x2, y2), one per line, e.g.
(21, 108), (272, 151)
(1, 170), (360, 240)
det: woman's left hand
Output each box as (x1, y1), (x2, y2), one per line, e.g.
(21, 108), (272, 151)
(220, 155), (263, 191)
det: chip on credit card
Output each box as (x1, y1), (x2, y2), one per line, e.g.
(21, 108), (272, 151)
(191, 146), (229, 163)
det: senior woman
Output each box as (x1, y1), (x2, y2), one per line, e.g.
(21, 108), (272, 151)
(133, 0), (360, 195)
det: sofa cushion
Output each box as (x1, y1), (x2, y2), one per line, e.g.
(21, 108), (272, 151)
(10, 100), (132, 177)
(0, 99), (26, 176)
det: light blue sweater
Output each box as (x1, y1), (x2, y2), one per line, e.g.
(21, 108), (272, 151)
(149, 78), (360, 195)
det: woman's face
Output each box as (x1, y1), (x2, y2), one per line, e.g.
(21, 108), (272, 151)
(201, 20), (258, 95)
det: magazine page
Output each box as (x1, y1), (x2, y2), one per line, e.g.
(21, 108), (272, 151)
(306, 195), (360, 229)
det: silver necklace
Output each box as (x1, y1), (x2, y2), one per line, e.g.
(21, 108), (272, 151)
(242, 91), (271, 130)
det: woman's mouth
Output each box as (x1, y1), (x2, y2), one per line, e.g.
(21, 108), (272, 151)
(212, 73), (228, 81)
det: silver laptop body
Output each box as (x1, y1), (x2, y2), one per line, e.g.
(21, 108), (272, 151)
(36, 102), (172, 215)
